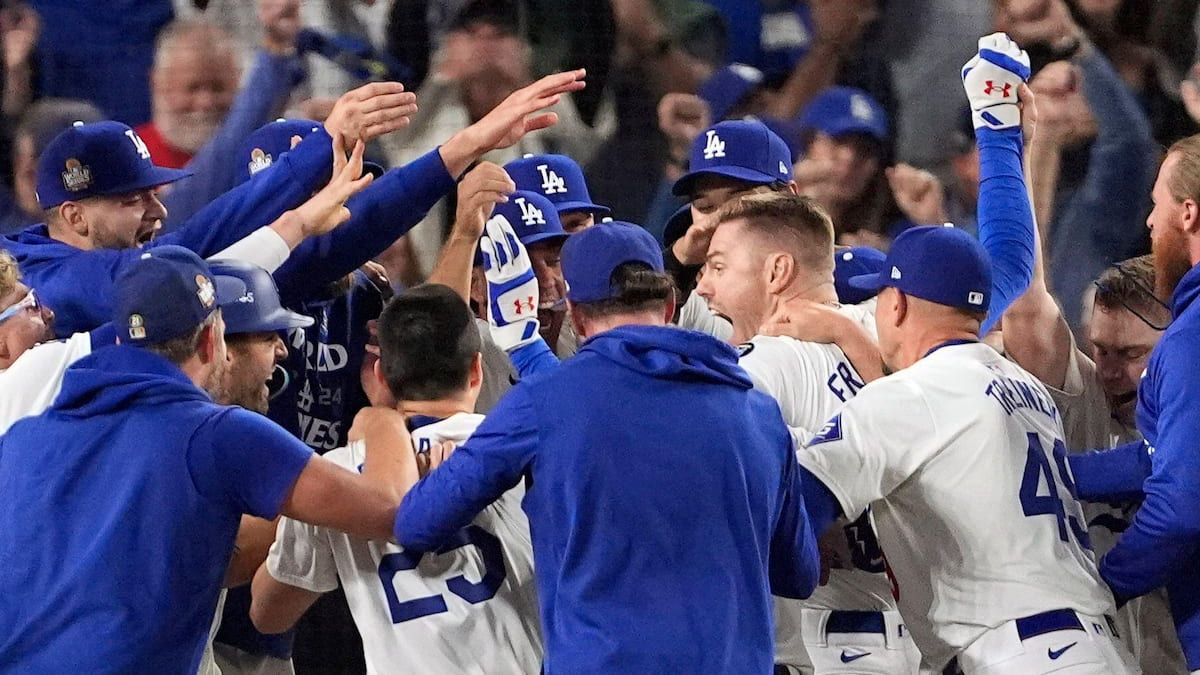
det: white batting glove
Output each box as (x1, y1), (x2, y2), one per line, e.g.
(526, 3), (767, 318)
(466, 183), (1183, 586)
(481, 213), (541, 352)
(961, 32), (1031, 131)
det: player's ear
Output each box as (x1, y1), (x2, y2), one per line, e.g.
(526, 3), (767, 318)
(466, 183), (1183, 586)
(468, 352), (484, 388)
(894, 290), (909, 326)
(57, 201), (89, 238)
(662, 288), (677, 324)
(765, 253), (795, 293)
(568, 300), (589, 340)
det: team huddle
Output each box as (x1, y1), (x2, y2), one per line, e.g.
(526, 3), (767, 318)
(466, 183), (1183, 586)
(2, 27), (1200, 675)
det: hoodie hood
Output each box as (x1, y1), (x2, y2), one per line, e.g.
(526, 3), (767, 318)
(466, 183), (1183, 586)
(1171, 262), (1200, 319)
(53, 345), (212, 417)
(3, 224), (69, 267)
(579, 324), (753, 389)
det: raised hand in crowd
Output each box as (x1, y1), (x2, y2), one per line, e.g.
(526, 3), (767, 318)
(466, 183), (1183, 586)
(886, 164), (947, 225)
(1180, 64), (1200, 127)
(323, 81), (419, 147)
(994, 0), (1081, 50)
(0, 1), (39, 118)
(438, 69), (588, 178)
(657, 93), (711, 181)
(258, 0), (301, 55)
(1028, 61), (1096, 149)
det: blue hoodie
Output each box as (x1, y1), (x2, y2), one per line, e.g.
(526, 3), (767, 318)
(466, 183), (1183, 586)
(0, 346), (312, 673)
(1098, 261), (1200, 668)
(395, 325), (820, 674)
(0, 127), (337, 337)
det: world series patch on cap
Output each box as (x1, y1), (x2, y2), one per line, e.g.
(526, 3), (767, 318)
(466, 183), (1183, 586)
(112, 246), (244, 345)
(36, 121), (193, 209)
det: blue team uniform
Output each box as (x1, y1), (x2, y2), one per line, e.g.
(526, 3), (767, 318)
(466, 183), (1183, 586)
(0, 127), (340, 337)
(395, 325), (820, 673)
(0, 346), (313, 673)
(1096, 262), (1200, 669)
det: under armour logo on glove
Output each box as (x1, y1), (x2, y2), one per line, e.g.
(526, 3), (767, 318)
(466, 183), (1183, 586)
(982, 81), (1011, 97)
(482, 214), (542, 352)
(513, 296), (535, 315)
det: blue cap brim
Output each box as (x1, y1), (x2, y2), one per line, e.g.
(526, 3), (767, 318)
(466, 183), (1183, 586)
(809, 120), (887, 143)
(555, 200), (611, 216)
(519, 232), (569, 247)
(847, 272), (887, 293)
(672, 166), (780, 196)
(228, 307), (314, 335)
(101, 165), (195, 196)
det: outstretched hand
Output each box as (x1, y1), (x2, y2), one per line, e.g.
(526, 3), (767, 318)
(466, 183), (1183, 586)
(325, 82), (419, 146)
(294, 132), (374, 237)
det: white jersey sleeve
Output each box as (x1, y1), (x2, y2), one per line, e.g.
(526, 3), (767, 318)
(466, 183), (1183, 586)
(0, 333), (93, 436)
(269, 502), (341, 594)
(798, 376), (936, 521)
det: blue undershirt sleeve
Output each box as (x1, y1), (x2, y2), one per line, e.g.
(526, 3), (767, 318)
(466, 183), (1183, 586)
(976, 125), (1036, 335)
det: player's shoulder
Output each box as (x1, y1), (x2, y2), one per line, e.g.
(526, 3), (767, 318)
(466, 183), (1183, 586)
(739, 334), (844, 365)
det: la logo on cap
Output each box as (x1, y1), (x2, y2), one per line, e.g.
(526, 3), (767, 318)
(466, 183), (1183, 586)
(517, 197), (545, 226)
(890, 266), (902, 280)
(128, 313), (146, 340)
(703, 129), (726, 160)
(850, 94), (875, 122)
(62, 158), (93, 192)
(537, 164), (567, 194)
(195, 274), (215, 308)
(968, 291), (984, 306)
(248, 148), (273, 176)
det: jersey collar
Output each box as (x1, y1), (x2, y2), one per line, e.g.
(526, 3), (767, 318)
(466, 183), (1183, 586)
(923, 338), (978, 359)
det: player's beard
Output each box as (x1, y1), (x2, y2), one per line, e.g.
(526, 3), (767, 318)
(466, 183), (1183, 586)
(158, 110), (224, 154)
(1152, 226), (1193, 302)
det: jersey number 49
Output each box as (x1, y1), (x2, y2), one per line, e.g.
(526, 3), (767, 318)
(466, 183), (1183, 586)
(1019, 433), (1092, 551)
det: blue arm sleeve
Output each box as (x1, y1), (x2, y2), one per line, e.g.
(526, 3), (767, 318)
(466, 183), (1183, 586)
(394, 385), (538, 552)
(1100, 337), (1200, 600)
(161, 51), (303, 227)
(155, 127), (335, 258)
(976, 125), (1036, 334)
(274, 149), (454, 304)
(799, 464), (843, 538)
(508, 336), (560, 378)
(1067, 439), (1151, 501)
(769, 451), (822, 599)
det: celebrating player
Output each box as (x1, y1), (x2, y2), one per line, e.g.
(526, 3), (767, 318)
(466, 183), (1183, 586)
(249, 284), (542, 673)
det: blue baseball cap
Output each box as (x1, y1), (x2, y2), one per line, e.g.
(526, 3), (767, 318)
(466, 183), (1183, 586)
(672, 119), (793, 196)
(699, 64), (764, 121)
(235, 118), (384, 185)
(210, 259), (314, 335)
(113, 246), (244, 345)
(504, 154), (610, 216)
(799, 86), (889, 143)
(37, 121), (194, 209)
(490, 190), (568, 247)
(834, 246), (887, 305)
(848, 225), (991, 312)
(562, 221), (664, 303)
(662, 204), (693, 248)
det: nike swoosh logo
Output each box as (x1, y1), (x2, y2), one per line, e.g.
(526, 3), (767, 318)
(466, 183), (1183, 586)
(1048, 642), (1077, 660)
(840, 650), (870, 663)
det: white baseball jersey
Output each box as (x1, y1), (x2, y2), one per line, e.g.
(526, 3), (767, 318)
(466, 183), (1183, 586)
(0, 332), (93, 436)
(267, 413), (543, 675)
(738, 304), (909, 671)
(797, 341), (1115, 670)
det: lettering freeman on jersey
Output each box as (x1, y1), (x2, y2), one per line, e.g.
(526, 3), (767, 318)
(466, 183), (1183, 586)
(985, 371), (1061, 423)
(827, 362), (865, 402)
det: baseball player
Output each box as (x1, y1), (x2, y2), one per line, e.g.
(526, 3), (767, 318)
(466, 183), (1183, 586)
(504, 153), (611, 232)
(0, 81), (417, 337)
(249, 284), (542, 674)
(797, 224), (1134, 674)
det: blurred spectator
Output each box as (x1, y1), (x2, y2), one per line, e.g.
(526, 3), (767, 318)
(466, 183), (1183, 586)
(28, 0), (174, 125)
(793, 86), (903, 247)
(0, 3), (37, 122)
(377, 0), (605, 283)
(0, 98), (104, 235)
(1021, 44), (1156, 332)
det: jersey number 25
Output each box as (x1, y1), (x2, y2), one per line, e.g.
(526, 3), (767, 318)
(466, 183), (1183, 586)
(378, 525), (507, 623)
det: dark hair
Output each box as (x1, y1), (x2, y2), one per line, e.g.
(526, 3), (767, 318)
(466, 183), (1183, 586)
(377, 284), (482, 402)
(1093, 255), (1170, 329)
(572, 263), (674, 320)
(144, 312), (218, 365)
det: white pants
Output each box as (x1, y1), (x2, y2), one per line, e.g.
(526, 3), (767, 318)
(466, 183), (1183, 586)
(779, 608), (920, 674)
(957, 610), (1138, 675)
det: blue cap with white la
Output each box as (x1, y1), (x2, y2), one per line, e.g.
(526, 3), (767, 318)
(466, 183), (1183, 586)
(112, 245), (245, 345)
(672, 119), (793, 196)
(848, 225), (991, 312)
(799, 86), (889, 142)
(36, 121), (194, 209)
(834, 246), (887, 305)
(562, 221), (664, 303)
(504, 154), (610, 216)
(488, 190), (568, 247)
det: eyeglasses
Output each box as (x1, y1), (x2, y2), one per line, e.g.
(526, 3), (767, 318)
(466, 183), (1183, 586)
(0, 289), (40, 325)
(1092, 262), (1172, 332)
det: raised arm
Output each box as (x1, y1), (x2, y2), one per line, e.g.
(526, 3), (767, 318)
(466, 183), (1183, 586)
(427, 163), (514, 302)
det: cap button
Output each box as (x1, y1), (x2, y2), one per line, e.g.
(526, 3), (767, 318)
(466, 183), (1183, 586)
(72, 121), (84, 127)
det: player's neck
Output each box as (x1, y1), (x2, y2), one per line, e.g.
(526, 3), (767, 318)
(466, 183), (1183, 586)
(900, 327), (980, 369)
(778, 277), (838, 306)
(397, 394), (475, 421)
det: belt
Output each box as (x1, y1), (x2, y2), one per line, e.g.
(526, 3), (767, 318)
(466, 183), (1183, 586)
(1014, 609), (1084, 641)
(826, 610), (885, 635)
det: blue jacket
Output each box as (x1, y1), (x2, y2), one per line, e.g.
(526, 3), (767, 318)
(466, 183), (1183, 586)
(395, 325), (820, 674)
(0, 346), (312, 673)
(1099, 261), (1200, 668)
(0, 127), (337, 337)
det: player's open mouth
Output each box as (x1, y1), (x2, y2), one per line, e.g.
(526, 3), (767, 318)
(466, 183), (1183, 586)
(136, 229), (156, 246)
